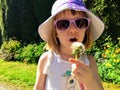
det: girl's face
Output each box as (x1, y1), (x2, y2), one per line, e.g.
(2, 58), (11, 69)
(54, 10), (88, 51)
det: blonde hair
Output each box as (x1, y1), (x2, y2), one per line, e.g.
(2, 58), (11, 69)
(45, 23), (60, 53)
(45, 9), (93, 53)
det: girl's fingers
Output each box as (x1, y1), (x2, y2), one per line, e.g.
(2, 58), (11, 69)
(70, 58), (85, 73)
(69, 58), (90, 74)
(69, 58), (81, 64)
(69, 58), (87, 67)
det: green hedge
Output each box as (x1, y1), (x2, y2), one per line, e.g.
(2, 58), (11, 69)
(0, 39), (46, 63)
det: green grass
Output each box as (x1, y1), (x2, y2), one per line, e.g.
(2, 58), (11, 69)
(0, 59), (37, 90)
(0, 59), (120, 90)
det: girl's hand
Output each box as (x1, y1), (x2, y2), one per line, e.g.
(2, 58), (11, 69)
(69, 58), (95, 85)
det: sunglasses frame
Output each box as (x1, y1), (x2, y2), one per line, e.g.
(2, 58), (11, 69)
(54, 17), (90, 31)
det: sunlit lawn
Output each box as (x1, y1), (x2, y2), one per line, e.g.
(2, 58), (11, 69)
(0, 59), (36, 90)
(0, 59), (119, 90)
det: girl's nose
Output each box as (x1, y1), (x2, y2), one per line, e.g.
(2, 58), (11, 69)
(68, 23), (77, 33)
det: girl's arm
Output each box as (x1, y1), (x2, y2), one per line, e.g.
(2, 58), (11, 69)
(86, 55), (104, 90)
(34, 53), (48, 90)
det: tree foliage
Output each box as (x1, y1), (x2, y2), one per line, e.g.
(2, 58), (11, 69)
(0, 0), (120, 46)
(0, 0), (54, 44)
(85, 0), (120, 45)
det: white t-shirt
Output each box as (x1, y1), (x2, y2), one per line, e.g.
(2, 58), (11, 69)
(43, 51), (90, 90)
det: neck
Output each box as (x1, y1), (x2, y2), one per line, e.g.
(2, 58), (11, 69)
(58, 46), (74, 61)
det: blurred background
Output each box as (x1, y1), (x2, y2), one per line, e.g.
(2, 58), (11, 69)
(0, 0), (120, 90)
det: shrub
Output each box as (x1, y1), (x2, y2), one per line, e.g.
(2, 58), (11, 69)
(0, 38), (46, 64)
(93, 37), (120, 84)
(14, 42), (46, 64)
(0, 38), (21, 61)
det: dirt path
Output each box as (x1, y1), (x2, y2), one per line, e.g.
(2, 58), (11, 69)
(0, 82), (32, 90)
(0, 84), (21, 90)
(0, 85), (9, 90)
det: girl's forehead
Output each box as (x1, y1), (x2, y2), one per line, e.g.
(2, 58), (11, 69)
(55, 9), (86, 18)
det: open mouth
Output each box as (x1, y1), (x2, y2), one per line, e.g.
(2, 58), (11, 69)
(69, 38), (78, 42)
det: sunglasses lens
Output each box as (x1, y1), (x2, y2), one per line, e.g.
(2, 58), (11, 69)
(56, 20), (69, 30)
(75, 19), (89, 29)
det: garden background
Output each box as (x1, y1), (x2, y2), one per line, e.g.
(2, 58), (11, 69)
(0, 0), (120, 90)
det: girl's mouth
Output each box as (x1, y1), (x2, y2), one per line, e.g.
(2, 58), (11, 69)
(69, 38), (78, 42)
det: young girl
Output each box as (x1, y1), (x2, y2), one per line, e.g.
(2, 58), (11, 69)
(34, 0), (104, 90)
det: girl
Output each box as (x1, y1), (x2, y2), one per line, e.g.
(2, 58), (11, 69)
(34, 0), (104, 90)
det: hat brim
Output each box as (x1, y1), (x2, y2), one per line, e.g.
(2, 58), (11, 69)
(38, 3), (104, 42)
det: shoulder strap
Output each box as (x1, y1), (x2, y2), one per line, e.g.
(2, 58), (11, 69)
(43, 50), (54, 74)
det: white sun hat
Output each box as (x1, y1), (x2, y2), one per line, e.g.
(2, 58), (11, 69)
(38, 0), (105, 42)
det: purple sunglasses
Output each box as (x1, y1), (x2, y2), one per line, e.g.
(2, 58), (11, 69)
(54, 17), (90, 30)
